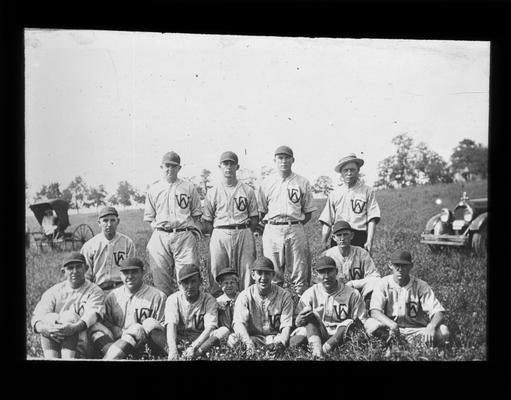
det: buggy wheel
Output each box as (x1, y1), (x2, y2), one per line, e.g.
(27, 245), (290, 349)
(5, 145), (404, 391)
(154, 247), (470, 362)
(472, 225), (487, 258)
(72, 224), (94, 250)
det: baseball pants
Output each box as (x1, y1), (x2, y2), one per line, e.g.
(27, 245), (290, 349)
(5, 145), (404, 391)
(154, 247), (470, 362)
(364, 318), (450, 345)
(208, 227), (256, 295)
(146, 230), (199, 296)
(262, 224), (311, 295)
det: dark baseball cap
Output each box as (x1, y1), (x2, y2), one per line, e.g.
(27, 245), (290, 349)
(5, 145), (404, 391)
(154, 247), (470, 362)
(161, 151), (181, 166)
(332, 220), (354, 234)
(219, 151), (239, 164)
(390, 250), (413, 265)
(274, 145), (294, 157)
(119, 257), (145, 271)
(98, 206), (118, 219)
(314, 256), (338, 271)
(63, 252), (86, 267)
(250, 257), (275, 272)
(334, 153), (364, 173)
(215, 267), (238, 283)
(178, 264), (201, 282)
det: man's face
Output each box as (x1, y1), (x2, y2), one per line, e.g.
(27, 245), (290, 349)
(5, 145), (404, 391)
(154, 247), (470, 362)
(274, 154), (294, 173)
(251, 269), (274, 293)
(219, 160), (239, 180)
(317, 267), (338, 292)
(63, 262), (86, 288)
(179, 274), (201, 301)
(161, 162), (181, 181)
(340, 162), (360, 186)
(219, 274), (239, 298)
(333, 229), (353, 248)
(120, 268), (144, 293)
(98, 215), (119, 239)
(391, 263), (412, 285)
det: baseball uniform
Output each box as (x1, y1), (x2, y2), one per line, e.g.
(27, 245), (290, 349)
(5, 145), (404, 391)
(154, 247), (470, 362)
(210, 292), (239, 341)
(257, 172), (317, 295)
(323, 245), (381, 298)
(365, 274), (446, 340)
(319, 180), (380, 247)
(144, 178), (202, 296)
(81, 232), (135, 290)
(230, 284), (293, 346)
(202, 181), (258, 294)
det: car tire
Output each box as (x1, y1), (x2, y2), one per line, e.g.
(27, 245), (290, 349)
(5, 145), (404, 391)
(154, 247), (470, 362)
(472, 225), (487, 257)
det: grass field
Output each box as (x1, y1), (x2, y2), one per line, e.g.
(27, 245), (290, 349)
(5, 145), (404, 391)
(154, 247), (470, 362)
(25, 179), (487, 361)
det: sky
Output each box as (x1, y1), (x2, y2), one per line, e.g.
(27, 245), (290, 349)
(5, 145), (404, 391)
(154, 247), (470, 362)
(25, 29), (489, 201)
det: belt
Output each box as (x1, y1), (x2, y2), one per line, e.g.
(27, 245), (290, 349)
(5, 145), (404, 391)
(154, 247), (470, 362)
(267, 220), (301, 225)
(215, 223), (250, 230)
(99, 281), (123, 291)
(157, 227), (193, 233)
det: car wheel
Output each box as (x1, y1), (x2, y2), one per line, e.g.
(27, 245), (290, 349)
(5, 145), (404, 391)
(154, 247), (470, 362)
(472, 225), (487, 257)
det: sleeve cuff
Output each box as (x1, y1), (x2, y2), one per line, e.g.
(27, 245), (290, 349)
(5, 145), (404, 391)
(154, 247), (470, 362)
(80, 310), (99, 328)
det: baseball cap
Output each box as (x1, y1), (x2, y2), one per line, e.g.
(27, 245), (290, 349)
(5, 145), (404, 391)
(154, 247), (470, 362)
(332, 220), (354, 234)
(274, 145), (294, 157)
(119, 257), (145, 271)
(219, 151), (239, 164)
(215, 267), (238, 283)
(390, 250), (413, 265)
(63, 252), (86, 267)
(334, 153), (365, 173)
(314, 256), (337, 271)
(250, 257), (275, 272)
(178, 264), (201, 282)
(161, 151), (181, 166)
(98, 206), (118, 219)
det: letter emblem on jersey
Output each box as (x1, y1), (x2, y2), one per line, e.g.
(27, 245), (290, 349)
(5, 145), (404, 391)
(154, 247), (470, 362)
(287, 188), (301, 204)
(234, 196), (248, 212)
(175, 193), (190, 209)
(349, 267), (363, 280)
(74, 303), (85, 316)
(333, 304), (349, 321)
(113, 251), (126, 266)
(136, 308), (154, 322)
(406, 302), (419, 318)
(193, 313), (205, 330)
(350, 198), (367, 214)
(269, 313), (281, 332)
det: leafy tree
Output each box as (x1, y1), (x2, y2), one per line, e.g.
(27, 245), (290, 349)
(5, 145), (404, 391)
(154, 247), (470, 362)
(108, 194), (119, 206)
(196, 169), (213, 200)
(450, 139), (488, 180)
(35, 182), (62, 201)
(67, 176), (89, 213)
(238, 168), (257, 190)
(260, 165), (275, 180)
(132, 191), (146, 205)
(312, 175), (334, 196)
(86, 185), (108, 209)
(116, 181), (136, 208)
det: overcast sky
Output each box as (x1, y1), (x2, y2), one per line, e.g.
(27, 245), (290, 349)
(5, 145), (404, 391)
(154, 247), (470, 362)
(25, 29), (489, 200)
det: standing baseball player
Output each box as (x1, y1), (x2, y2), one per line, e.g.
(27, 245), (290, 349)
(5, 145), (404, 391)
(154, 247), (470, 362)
(81, 206), (135, 292)
(31, 252), (105, 359)
(229, 257), (294, 354)
(202, 151), (259, 296)
(144, 151), (203, 296)
(290, 256), (366, 358)
(89, 257), (167, 360)
(257, 145), (317, 296)
(365, 250), (450, 346)
(318, 153), (380, 254)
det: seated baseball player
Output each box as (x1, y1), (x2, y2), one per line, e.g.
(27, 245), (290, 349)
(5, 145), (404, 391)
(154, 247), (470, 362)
(165, 264), (220, 360)
(289, 256), (367, 358)
(322, 220), (381, 306)
(210, 267), (240, 342)
(228, 257), (294, 354)
(31, 252), (105, 359)
(365, 250), (450, 347)
(89, 257), (167, 360)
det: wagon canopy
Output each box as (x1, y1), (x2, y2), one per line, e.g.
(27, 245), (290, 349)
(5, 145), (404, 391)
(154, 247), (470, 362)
(29, 199), (70, 232)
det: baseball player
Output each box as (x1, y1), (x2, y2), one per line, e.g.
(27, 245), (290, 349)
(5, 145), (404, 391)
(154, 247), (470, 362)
(290, 256), (366, 358)
(31, 252), (105, 359)
(81, 206), (136, 292)
(144, 151), (203, 296)
(89, 257), (167, 360)
(365, 250), (450, 346)
(165, 264), (220, 360)
(318, 153), (381, 254)
(229, 257), (294, 354)
(211, 267), (240, 342)
(322, 220), (381, 304)
(257, 145), (317, 296)
(202, 151), (259, 296)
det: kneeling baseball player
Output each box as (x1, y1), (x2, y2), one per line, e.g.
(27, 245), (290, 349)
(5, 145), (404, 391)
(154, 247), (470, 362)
(31, 252), (105, 359)
(210, 267), (240, 342)
(289, 256), (367, 358)
(89, 257), (168, 360)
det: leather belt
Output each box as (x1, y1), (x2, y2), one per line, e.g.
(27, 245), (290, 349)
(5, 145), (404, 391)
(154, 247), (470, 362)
(215, 223), (250, 230)
(99, 281), (123, 291)
(268, 220), (301, 225)
(157, 227), (193, 233)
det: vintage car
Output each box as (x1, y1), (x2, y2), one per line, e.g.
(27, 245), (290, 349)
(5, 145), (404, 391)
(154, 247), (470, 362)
(420, 192), (487, 257)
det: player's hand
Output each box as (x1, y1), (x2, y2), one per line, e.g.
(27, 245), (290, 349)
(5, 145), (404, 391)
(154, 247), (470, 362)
(424, 324), (436, 346)
(388, 323), (400, 339)
(295, 308), (313, 327)
(364, 241), (373, 255)
(56, 322), (77, 337)
(182, 345), (197, 359)
(47, 325), (66, 343)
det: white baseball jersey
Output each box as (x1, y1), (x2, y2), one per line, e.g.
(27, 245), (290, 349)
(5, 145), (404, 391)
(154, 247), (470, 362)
(233, 284), (294, 336)
(202, 181), (259, 227)
(165, 291), (218, 339)
(257, 172), (317, 222)
(144, 178), (202, 229)
(369, 274), (446, 328)
(217, 292), (238, 329)
(319, 180), (380, 231)
(31, 280), (105, 331)
(296, 283), (366, 335)
(104, 283), (167, 329)
(81, 232), (136, 287)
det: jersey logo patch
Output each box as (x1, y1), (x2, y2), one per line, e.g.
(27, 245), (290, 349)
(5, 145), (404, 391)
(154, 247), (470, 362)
(74, 303), (85, 315)
(333, 304), (349, 321)
(234, 196), (248, 212)
(113, 251), (126, 265)
(175, 193), (191, 209)
(136, 307), (154, 322)
(269, 313), (281, 331)
(406, 302), (419, 318)
(193, 313), (205, 330)
(350, 199), (367, 214)
(349, 267), (363, 280)
(287, 188), (301, 204)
